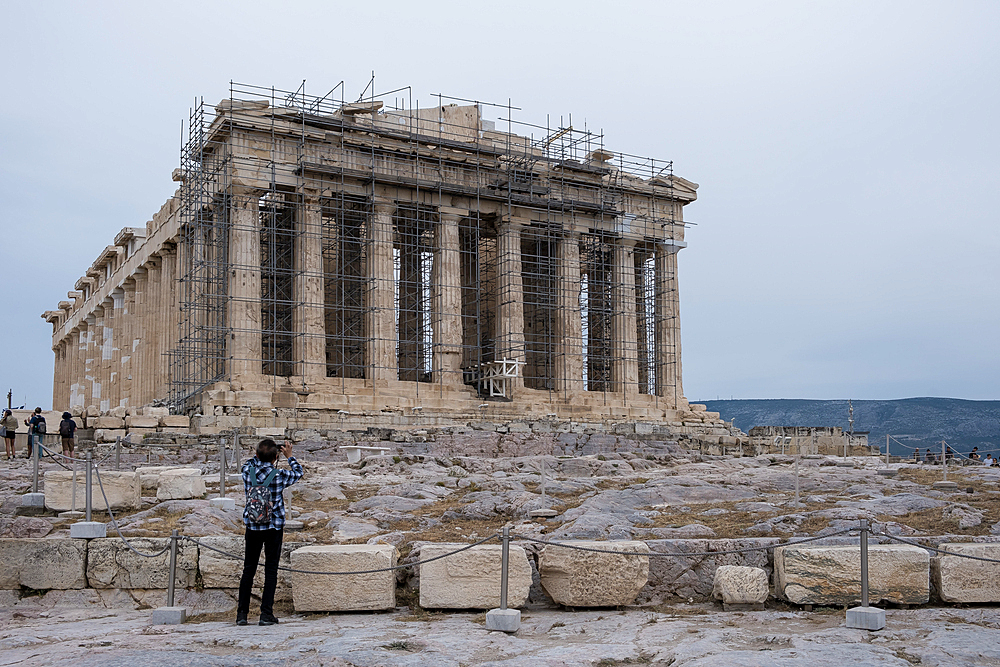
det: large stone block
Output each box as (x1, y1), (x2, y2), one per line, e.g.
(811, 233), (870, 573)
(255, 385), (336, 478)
(156, 468), (206, 500)
(126, 416), (159, 429)
(87, 537), (198, 589)
(43, 470), (141, 512)
(290, 544), (397, 611)
(160, 415), (190, 429)
(197, 535), (303, 602)
(94, 429), (127, 443)
(712, 565), (769, 604)
(92, 416), (125, 429)
(137, 465), (190, 492)
(0, 538), (87, 590)
(539, 540), (649, 607)
(419, 544), (532, 609)
(775, 544), (928, 605)
(933, 543), (1000, 603)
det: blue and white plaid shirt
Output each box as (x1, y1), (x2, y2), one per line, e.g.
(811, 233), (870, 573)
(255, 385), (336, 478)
(241, 456), (303, 531)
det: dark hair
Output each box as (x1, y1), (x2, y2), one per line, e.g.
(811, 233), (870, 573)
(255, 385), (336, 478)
(256, 438), (279, 463)
(62, 412), (72, 420)
(34, 407), (42, 414)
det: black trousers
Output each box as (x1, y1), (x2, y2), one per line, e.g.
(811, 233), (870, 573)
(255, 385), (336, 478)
(237, 528), (283, 617)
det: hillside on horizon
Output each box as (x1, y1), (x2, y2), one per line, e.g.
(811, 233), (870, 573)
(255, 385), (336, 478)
(699, 397), (1000, 457)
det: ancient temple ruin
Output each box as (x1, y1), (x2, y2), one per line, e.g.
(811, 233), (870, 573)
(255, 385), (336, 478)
(44, 81), (725, 435)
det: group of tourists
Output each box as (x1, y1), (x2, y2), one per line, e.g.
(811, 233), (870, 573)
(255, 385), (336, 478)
(0, 407), (77, 460)
(911, 445), (999, 466)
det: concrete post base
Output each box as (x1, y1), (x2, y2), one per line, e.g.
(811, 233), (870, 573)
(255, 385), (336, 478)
(284, 519), (304, 531)
(70, 522), (107, 539)
(151, 606), (187, 625)
(932, 481), (958, 491)
(209, 497), (236, 511)
(58, 510), (85, 520)
(845, 606), (886, 630)
(20, 492), (45, 507)
(485, 608), (520, 632)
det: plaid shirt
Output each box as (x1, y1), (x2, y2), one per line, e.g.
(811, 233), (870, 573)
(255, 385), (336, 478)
(241, 456), (303, 531)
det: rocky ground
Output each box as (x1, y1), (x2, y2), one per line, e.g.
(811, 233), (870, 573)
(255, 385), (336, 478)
(2, 444), (1000, 665)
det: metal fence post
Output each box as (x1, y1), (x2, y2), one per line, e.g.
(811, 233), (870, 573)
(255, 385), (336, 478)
(71, 457), (78, 512)
(219, 440), (226, 499)
(85, 451), (93, 522)
(845, 516), (884, 629)
(500, 525), (510, 611)
(31, 437), (40, 494)
(860, 518), (869, 608)
(115, 436), (121, 471)
(167, 529), (179, 608)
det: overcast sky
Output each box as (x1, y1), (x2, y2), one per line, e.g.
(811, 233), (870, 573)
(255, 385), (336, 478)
(2, 1), (997, 409)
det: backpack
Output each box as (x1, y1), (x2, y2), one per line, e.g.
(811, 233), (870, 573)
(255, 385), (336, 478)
(59, 419), (74, 437)
(244, 467), (279, 525)
(34, 417), (46, 435)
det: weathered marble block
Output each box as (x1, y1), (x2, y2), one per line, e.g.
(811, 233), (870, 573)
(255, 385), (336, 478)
(290, 544), (397, 611)
(419, 544), (532, 609)
(87, 537), (198, 589)
(712, 565), (769, 604)
(156, 468), (206, 500)
(0, 538), (87, 590)
(197, 535), (303, 602)
(43, 470), (141, 512)
(775, 544), (928, 605)
(933, 543), (1000, 603)
(539, 540), (649, 607)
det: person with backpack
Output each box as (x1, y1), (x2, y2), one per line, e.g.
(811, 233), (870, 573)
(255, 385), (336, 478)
(59, 412), (76, 456)
(24, 408), (45, 458)
(237, 438), (303, 627)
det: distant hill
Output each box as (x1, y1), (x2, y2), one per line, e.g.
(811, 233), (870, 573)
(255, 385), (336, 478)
(699, 398), (1000, 457)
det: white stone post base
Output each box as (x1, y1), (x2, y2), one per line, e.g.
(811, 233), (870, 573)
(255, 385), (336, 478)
(209, 497), (236, 511)
(845, 606), (886, 630)
(70, 522), (107, 539)
(58, 510), (85, 520)
(485, 608), (520, 632)
(20, 492), (45, 507)
(151, 606), (187, 625)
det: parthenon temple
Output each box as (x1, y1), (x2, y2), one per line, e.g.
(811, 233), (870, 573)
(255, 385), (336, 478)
(43, 81), (726, 436)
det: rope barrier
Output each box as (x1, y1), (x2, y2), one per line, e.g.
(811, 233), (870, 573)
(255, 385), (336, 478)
(870, 528), (1000, 564)
(183, 533), (501, 575)
(93, 465), (171, 559)
(511, 528), (857, 557)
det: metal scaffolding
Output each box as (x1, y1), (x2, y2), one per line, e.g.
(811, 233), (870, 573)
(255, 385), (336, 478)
(168, 80), (685, 414)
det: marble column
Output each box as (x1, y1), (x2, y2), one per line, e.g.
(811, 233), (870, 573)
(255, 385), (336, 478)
(110, 288), (124, 408)
(228, 189), (263, 383)
(159, 246), (178, 399)
(433, 208), (465, 389)
(83, 315), (97, 410)
(554, 231), (584, 393)
(654, 241), (685, 407)
(295, 194), (326, 384)
(122, 275), (138, 408)
(611, 238), (639, 395)
(69, 328), (83, 409)
(365, 202), (396, 384)
(495, 217), (525, 390)
(100, 297), (114, 412)
(129, 267), (149, 407)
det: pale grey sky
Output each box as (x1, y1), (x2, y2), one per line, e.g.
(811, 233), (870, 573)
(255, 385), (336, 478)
(2, 0), (997, 408)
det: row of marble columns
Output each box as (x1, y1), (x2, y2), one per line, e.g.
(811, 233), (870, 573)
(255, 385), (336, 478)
(52, 246), (179, 412)
(225, 191), (683, 403)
